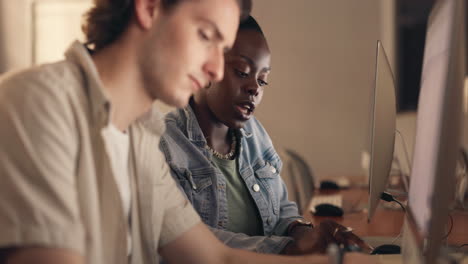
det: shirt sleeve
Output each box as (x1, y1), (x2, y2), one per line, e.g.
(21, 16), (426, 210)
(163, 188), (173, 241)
(0, 71), (84, 254)
(153, 145), (201, 246)
(270, 176), (303, 236)
(210, 227), (292, 254)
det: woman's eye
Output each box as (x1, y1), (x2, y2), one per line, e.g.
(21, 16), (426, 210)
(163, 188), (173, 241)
(235, 69), (248, 78)
(258, 79), (269, 86)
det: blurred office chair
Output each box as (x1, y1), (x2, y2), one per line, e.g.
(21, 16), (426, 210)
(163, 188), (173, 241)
(278, 148), (315, 214)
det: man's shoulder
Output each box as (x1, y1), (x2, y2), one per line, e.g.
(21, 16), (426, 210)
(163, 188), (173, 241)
(0, 60), (83, 101)
(135, 106), (168, 136)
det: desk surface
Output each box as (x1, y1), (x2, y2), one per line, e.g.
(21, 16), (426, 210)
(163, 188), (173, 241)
(304, 187), (468, 246)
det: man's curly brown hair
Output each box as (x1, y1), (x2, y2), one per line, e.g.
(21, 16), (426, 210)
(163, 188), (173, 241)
(82, 0), (252, 51)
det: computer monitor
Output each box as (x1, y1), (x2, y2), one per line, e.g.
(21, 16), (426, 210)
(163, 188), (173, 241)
(367, 40), (397, 221)
(402, 0), (466, 263)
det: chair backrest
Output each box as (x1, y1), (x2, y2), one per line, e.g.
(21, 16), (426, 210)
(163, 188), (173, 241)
(277, 148), (315, 214)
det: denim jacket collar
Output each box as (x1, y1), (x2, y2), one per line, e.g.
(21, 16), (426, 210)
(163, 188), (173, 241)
(181, 105), (206, 144)
(181, 104), (253, 145)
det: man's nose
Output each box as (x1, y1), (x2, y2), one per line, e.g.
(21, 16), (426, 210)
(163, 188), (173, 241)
(204, 48), (225, 83)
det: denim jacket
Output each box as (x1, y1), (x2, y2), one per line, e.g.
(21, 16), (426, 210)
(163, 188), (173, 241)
(159, 106), (302, 253)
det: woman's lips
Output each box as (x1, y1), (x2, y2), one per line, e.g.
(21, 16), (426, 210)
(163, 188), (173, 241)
(235, 104), (253, 120)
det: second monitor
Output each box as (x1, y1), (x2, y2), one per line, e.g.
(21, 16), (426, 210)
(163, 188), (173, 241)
(367, 40), (397, 221)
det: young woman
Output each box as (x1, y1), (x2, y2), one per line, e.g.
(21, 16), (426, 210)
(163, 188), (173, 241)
(160, 16), (371, 255)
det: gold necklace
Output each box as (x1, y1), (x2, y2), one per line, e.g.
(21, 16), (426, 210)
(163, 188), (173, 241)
(205, 131), (237, 160)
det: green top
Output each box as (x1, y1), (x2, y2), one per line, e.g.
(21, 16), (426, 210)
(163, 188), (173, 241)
(212, 155), (263, 236)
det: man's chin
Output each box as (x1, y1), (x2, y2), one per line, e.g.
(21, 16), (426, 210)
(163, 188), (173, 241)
(161, 94), (191, 109)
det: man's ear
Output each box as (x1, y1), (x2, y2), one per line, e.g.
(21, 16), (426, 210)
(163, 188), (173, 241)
(134, 0), (161, 30)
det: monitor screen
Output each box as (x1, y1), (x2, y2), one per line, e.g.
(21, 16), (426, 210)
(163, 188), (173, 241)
(367, 40), (397, 221)
(403, 0), (466, 263)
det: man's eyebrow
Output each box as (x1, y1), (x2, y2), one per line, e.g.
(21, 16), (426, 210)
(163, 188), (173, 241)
(238, 54), (271, 72)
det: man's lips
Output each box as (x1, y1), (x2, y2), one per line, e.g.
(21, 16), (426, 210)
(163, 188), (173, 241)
(189, 76), (203, 91)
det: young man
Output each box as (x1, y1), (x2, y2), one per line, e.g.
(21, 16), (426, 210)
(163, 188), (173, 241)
(0, 0), (376, 263)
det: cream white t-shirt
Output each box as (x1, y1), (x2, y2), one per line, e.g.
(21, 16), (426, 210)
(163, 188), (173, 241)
(102, 124), (132, 256)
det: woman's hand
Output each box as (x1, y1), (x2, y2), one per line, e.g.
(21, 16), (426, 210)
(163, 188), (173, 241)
(282, 220), (373, 255)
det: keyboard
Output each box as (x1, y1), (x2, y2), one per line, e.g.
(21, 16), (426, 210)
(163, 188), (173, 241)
(309, 194), (343, 213)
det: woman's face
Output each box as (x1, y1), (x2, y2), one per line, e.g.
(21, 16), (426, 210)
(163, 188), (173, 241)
(203, 29), (271, 129)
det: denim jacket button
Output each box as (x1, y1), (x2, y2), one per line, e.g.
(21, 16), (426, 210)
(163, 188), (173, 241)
(270, 166), (277, 173)
(266, 217), (271, 225)
(252, 184), (260, 192)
